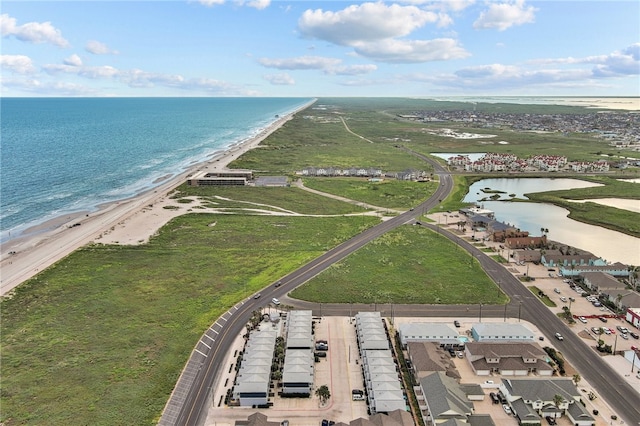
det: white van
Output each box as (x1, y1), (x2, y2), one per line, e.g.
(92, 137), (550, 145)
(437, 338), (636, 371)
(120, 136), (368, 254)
(271, 298), (280, 305)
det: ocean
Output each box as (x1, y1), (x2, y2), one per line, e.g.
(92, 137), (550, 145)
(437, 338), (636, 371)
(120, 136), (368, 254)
(0, 97), (313, 243)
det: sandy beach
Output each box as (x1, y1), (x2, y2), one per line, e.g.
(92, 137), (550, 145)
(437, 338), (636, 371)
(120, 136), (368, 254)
(0, 100), (315, 297)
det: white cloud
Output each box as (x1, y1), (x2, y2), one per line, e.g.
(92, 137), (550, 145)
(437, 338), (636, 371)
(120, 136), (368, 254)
(473, 0), (537, 31)
(353, 38), (469, 63)
(0, 54), (36, 74)
(400, 0), (475, 13)
(85, 40), (118, 55)
(328, 64), (378, 76)
(258, 56), (341, 70)
(296, 3), (466, 64)
(198, 0), (270, 8)
(0, 76), (101, 96)
(531, 44), (640, 77)
(198, 0), (225, 6)
(298, 2), (440, 46)
(238, 0), (270, 9)
(263, 73), (295, 85)
(63, 54), (83, 67)
(0, 13), (69, 47)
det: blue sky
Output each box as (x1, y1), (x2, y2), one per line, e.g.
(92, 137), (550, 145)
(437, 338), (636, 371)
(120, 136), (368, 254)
(1, 0), (639, 97)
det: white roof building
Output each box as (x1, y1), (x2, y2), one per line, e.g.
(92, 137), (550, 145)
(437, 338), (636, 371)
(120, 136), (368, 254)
(398, 323), (462, 347)
(471, 323), (535, 342)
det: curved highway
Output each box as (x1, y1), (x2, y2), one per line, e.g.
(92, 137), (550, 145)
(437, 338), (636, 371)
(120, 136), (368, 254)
(160, 155), (640, 425)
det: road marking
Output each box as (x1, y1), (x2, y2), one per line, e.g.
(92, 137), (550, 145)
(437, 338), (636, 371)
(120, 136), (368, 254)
(194, 349), (207, 357)
(203, 334), (215, 342)
(210, 328), (219, 334)
(200, 341), (211, 349)
(219, 316), (228, 322)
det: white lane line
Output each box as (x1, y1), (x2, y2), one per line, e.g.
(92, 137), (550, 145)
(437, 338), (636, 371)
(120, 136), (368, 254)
(194, 349), (207, 357)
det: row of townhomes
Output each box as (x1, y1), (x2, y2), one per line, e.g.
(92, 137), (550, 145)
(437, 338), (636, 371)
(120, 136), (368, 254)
(400, 322), (596, 426)
(447, 153), (609, 173)
(459, 207), (640, 315)
(297, 167), (430, 181)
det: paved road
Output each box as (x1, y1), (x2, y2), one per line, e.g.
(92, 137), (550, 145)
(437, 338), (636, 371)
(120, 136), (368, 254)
(161, 154), (640, 425)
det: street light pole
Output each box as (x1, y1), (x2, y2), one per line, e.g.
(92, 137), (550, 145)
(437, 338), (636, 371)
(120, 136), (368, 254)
(479, 304), (483, 323)
(518, 302), (522, 322)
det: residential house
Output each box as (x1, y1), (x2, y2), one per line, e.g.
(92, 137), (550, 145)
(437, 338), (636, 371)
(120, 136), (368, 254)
(417, 372), (474, 425)
(499, 379), (594, 426)
(398, 323), (462, 348)
(600, 289), (640, 311)
(505, 236), (547, 250)
(560, 262), (630, 278)
(405, 342), (459, 379)
(464, 342), (554, 376)
(581, 272), (626, 292)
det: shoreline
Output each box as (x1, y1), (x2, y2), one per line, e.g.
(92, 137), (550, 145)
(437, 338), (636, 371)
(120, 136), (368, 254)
(0, 99), (316, 297)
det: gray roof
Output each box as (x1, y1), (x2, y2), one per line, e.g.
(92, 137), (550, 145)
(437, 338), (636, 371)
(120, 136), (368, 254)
(502, 378), (579, 402)
(419, 372), (473, 420)
(582, 271), (626, 290)
(472, 323), (534, 340)
(234, 326), (276, 396)
(398, 323), (460, 345)
(282, 349), (314, 385)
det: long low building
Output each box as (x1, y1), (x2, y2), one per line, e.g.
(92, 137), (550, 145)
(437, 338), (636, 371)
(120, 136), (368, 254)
(187, 170), (253, 186)
(232, 325), (277, 407)
(355, 312), (407, 415)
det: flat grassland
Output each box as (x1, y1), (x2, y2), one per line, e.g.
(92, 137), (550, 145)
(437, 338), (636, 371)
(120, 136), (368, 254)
(291, 225), (506, 305)
(1, 98), (637, 425)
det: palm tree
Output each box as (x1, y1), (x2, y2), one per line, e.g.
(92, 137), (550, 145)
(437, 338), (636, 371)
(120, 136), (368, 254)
(552, 394), (565, 419)
(572, 374), (581, 386)
(315, 385), (331, 405)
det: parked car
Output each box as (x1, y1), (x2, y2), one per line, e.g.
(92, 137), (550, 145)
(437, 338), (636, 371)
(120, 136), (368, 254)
(545, 416), (557, 425)
(454, 320), (461, 328)
(598, 316), (608, 322)
(630, 332), (639, 339)
(315, 342), (328, 351)
(315, 351), (327, 358)
(616, 325), (629, 333)
(591, 327), (601, 334)
(554, 288), (560, 294)
(560, 296), (567, 303)
(578, 316), (587, 323)
(621, 333), (629, 340)
(490, 392), (500, 404)
(502, 404), (512, 415)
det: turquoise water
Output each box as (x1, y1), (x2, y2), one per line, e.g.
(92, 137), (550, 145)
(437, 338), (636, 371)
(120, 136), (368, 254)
(0, 97), (313, 242)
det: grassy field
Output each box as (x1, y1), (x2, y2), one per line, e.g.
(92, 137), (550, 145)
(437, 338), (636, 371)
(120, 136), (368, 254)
(291, 226), (506, 305)
(301, 177), (438, 210)
(0, 214), (376, 425)
(171, 183), (369, 215)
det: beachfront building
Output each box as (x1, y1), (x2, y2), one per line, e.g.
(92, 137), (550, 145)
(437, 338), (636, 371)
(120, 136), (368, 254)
(188, 170), (253, 186)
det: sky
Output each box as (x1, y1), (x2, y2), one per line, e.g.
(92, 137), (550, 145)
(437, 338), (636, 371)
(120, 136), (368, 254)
(1, 0), (639, 97)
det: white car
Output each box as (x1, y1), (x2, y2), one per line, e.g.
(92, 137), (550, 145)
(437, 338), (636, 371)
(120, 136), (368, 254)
(271, 297), (280, 305)
(503, 404), (512, 415)
(555, 333), (564, 340)
(578, 316), (587, 324)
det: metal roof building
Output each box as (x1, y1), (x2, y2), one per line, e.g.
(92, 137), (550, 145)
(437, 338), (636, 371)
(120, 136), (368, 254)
(355, 312), (406, 415)
(398, 322), (462, 347)
(233, 325), (277, 407)
(471, 323), (535, 342)
(282, 310), (314, 396)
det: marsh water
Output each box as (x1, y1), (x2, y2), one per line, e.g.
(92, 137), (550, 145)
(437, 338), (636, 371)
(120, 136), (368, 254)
(462, 178), (639, 265)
